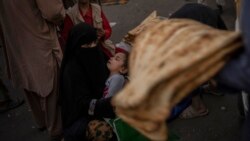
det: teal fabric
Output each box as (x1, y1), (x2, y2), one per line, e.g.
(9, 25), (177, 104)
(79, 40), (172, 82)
(108, 118), (180, 141)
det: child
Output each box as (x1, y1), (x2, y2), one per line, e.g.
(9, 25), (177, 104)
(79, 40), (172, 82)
(103, 41), (131, 98)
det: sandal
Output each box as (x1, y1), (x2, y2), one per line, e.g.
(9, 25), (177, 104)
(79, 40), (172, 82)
(179, 106), (209, 119)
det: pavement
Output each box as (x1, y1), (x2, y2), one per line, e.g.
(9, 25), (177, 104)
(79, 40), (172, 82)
(0, 0), (244, 141)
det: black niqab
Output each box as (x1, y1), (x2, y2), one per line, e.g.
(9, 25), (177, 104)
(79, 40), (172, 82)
(60, 23), (112, 129)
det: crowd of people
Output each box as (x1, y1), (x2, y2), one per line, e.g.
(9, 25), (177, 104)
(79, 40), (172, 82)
(0, 0), (249, 141)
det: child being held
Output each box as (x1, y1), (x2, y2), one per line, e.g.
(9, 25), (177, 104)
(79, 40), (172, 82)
(102, 42), (153, 141)
(103, 41), (131, 98)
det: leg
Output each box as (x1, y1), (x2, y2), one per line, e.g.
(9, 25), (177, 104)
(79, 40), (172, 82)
(0, 79), (24, 113)
(24, 90), (46, 129)
(191, 95), (207, 112)
(204, 79), (224, 96)
(63, 117), (90, 141)
(179, 88), (208, 119)
(24, 66), (62, 140)
(44, 66), (62, 140)
(45, 84), (62, 139)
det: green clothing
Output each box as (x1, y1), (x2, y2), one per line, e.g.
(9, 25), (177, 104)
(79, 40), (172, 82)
(108, 118), (180, 141)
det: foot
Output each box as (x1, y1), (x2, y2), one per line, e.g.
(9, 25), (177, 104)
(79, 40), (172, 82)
(203, 82), (224, 96)
(179, 105), (209, 119)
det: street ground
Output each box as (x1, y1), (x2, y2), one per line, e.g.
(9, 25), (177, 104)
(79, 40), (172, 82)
(0, 0), (243, 141)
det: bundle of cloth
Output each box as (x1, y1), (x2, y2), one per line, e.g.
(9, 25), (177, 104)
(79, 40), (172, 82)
(112, 19), (242, 141)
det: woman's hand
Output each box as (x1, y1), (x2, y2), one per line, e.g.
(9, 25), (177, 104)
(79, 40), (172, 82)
(94, 97), (116, 118)
(97, 28), (105, 40)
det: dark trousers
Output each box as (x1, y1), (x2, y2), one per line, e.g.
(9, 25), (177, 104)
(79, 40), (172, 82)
(0, 79), (9, 102)
(63, 117), (89, 141)
(243, 113), (250, 141)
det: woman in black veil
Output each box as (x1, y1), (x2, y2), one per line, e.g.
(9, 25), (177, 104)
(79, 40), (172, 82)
(60, 23), (116, 141)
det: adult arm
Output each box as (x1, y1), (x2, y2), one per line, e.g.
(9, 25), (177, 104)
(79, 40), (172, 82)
(74, 79), (115, 118)
(63, 64), (115, 119)
(36, 0), (65, 24)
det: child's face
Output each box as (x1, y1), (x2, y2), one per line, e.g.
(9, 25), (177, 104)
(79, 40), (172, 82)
(107, 52), (127, 74)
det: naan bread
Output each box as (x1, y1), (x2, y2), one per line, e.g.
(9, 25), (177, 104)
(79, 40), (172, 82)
(112, 19), (242, 141)
(123, 11), (163, 45)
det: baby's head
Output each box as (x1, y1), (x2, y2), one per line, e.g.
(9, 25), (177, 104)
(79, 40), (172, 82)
(107, 41), (131, 75)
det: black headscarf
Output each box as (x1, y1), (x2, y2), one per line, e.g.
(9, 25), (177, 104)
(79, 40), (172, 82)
(61, 22), (98, 69)
(169, 3), (227, 30)
(60, 22), (109, 80)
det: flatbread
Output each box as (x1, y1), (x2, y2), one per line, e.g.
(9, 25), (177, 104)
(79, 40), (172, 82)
(112, 19), (242, 141)
(123, 11), (163, 45)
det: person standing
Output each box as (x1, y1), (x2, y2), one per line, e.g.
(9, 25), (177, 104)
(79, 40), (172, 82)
(0, 0), (65, 140)
(215, 0), (250, 140)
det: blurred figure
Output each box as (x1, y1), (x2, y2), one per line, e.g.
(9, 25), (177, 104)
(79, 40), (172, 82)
(215, 0), (249, 140)
(0, 0), (65, 140)
(170, 3), (227, 119)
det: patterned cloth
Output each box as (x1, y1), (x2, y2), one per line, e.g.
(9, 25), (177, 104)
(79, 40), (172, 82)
(86, 120), (113, 141)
